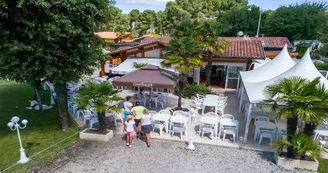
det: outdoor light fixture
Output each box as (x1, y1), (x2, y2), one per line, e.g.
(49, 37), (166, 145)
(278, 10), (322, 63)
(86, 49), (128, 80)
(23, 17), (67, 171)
(7, 116), (29, 164)
(186, 108), (197, 150)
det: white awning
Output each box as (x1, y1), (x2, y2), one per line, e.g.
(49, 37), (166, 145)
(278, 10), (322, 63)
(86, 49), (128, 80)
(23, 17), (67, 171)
(240, 45), (295, 83)
(112, 58), (176, 74)
(252, 58), (271, 69)
(244, 49), (328, 103)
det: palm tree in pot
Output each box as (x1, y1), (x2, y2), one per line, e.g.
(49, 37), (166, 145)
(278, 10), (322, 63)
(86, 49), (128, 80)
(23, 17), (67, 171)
(264, 77), (328, 158)
(75, 81), (123, 133)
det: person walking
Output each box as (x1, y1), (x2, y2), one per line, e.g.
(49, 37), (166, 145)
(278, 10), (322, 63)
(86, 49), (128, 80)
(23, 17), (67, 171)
(124, 116), (137, 148)
(131, 102), (146, 139)
(140, 109), (153, 147)
(123, 96), (133, 121)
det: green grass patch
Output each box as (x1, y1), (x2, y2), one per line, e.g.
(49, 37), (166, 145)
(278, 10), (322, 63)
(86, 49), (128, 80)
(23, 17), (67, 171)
(318, 158), (328, 173)
(0, 80), (79, 173)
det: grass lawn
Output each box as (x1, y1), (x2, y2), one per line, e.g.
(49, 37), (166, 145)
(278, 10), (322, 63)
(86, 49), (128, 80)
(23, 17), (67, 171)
(0, 80), (79, 173)
(318, 158), (328, 173)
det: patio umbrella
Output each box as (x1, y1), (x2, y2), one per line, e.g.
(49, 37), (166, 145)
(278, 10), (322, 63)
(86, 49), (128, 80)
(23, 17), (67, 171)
(112, 64), (178, 89)
(112, 64), (179, 108)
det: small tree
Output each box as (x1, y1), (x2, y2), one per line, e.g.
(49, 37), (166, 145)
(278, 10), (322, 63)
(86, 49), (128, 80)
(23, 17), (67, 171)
(161, 37), (203, 109)
(74, 81), (123, 133)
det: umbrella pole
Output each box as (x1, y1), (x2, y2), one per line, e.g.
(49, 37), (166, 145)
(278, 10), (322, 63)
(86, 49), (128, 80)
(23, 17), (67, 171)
(149, 88), (152, 109)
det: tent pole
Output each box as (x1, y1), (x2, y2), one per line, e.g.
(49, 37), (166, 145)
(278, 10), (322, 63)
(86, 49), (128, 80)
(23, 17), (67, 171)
(236, 75), (240, 96)
(238, 87), (244, 113)
(243, 103), (253, 144)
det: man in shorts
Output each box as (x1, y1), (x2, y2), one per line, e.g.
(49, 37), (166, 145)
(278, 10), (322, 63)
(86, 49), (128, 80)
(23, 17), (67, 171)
(131, 102), (146, 138)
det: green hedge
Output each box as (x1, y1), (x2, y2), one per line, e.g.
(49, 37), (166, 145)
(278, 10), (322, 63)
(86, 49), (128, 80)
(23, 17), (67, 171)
(174, 83), (211, 98)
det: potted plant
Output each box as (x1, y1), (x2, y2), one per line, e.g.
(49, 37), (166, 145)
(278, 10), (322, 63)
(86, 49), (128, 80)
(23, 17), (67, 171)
(74, 81), (123, 142)
(272, 133), (321, 171)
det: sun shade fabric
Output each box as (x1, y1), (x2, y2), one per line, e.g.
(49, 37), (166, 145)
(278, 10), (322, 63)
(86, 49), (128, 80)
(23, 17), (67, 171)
(112, 64), (178, 89)
(244, 49), (328, 103)
(240, 45), (295, 83)
(112, 58), (175, 74)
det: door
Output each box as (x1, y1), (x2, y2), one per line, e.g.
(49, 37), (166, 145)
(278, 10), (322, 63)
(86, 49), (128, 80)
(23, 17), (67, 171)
(225, 66), (244, 89)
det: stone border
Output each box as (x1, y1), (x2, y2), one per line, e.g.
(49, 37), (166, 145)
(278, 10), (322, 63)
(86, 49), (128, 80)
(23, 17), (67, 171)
(274, 153), (319, 171)
(79, 129), (114, 142)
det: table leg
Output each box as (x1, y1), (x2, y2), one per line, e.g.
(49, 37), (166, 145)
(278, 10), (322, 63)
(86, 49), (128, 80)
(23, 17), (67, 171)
(253, 127), (258, 141)
(165, 121), (169, 133)
(215, 124), (218, 137)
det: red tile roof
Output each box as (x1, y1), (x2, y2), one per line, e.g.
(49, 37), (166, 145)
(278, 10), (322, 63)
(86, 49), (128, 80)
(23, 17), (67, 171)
(222, 37), (293, 48)
(110, 36), (266, 59)
(110, 36), (171, 54)
(204, 39), (265, 59)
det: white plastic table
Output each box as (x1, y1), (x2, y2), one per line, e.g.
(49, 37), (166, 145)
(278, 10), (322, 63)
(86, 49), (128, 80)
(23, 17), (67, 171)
(253, 121), (276, 141)
(314, 126), (328, 141)
(170, 116), (188, 136)
(152, 113), (171, 133)
(218, 119), (239, 139)
(200, 117), (219, 137)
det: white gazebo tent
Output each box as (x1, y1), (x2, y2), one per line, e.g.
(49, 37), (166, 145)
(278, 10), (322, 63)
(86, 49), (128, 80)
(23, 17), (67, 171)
(238, 45), (295, 113)
(242, 49), (328, 143)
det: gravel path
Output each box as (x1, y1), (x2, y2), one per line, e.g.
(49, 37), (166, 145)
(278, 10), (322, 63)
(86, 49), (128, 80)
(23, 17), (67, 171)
(40, 136), (311, 173)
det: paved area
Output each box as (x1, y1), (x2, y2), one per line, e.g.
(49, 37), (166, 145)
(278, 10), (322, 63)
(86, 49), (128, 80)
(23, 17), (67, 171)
(50, 136), (310, 173)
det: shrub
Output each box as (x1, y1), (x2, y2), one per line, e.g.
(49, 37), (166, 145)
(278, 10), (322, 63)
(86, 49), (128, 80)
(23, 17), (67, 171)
(296, 44), (309, 59)
(174, 83), (211, 98)
(272, 133), (321, 159)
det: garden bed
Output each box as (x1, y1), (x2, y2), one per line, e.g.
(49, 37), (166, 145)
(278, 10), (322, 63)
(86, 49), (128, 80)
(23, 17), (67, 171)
(274, 152), (319, 171)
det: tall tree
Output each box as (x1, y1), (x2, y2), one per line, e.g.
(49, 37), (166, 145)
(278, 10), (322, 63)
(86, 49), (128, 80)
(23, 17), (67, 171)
(264, 2), (327, 41)
(221, 5), (268, 37)
(127, 9), (140, 36)
(102, 6), (129, 32)
(0, 0), (108, 130)
(135, 10), (156, 36)
(161, 37), (203, 109)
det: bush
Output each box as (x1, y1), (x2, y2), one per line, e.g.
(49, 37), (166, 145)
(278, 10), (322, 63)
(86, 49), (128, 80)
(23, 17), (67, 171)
(296, 44), (309, 59)
(174, 83), (211, 98)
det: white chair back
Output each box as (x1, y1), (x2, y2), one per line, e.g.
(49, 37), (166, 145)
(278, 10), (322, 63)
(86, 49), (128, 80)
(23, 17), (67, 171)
(222, 114), (235, 120)
(205, 112), (218, 118)
(159, 110), (171, 115)
(255, 116), (269, 122)
(173, 110), (186, 116)
(275, 118), (287, 124)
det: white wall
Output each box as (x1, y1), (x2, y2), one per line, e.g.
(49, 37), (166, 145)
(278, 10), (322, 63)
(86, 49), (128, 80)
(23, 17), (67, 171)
(145, 49), (161, 58)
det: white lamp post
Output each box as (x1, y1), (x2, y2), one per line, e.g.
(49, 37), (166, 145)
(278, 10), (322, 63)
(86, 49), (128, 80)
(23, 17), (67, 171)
(186, 108), (197, 150)
(7, 116), (29, 164)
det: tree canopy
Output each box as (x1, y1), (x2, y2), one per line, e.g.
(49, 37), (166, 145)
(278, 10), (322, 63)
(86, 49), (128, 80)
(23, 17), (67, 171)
(103, 1), (328, 41)
(0, 0), (109, 129)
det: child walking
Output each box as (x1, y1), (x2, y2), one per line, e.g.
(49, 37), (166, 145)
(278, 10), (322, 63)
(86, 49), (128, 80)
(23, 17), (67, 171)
(124, 116), (137, 148)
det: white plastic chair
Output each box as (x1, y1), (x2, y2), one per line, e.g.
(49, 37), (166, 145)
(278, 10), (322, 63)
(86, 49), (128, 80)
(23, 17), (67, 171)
(156, 95), (166, 108)
(159, 110), (171, 115)
(153, 120), (165, 136)
(173, 111), (186, 116)
(222, 114), (235, 120)
(259, 129), (275, 144)
(217, 103), (227, 115)
(201, 123), (215, 140)
(170, 122), (185, 139)
(205, 112), (218, 118)
(83, 110), (99, 128)
(222, 126), (237, 143)
(255, 116), (269, 122)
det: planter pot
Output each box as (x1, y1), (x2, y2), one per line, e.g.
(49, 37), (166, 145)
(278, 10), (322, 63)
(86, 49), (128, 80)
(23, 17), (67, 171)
(79, 129), (113, 142)
(274, 153), (319, 171)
